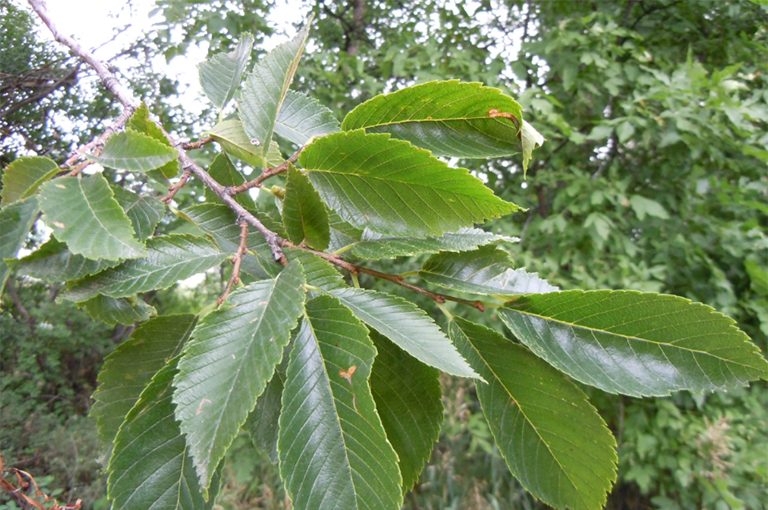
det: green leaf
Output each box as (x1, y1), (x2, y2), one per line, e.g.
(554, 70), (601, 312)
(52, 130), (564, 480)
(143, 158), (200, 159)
(328, 210), (364, 252)
(521, 120), (545, 175)
(498, 290), (768, 397)
(128, 103), (180, 180)
(173, 261), (305, 492)
(180, 203), (281, 279)
(208, 119), (284, 168)
(450, 318), (617, 510)
(11, 237), (118, 282)
(283, 246), (346, 292)
(278, 295), (403, 510)
(1, 156), (59, 205)
(199, 33), (254, 111)
(349, 227), (515, 260)
(79, 295), (157, 326)
(203, 153), (256, 209)
(89, 129), (178, 173)
(111, 186), (165, 242)
(301, 130), (520, 238)
(370, 331), (443, 492)
(274, 89), (340, 146)
(283, 164), (330, 250)
(91, 314), (197, 449)
(330, 287), (479, 378)
(108, 357), (220, 510)
(63, 234), (227, 302)
(629, 195), (670, 220)
(38, 174), (146, 260)
(342, 80), (522, 158)
(245, 359), (285, 464)
(420, 246), (559, 296)
(0, 197), (38, 293)
(239, 18), (311, 155)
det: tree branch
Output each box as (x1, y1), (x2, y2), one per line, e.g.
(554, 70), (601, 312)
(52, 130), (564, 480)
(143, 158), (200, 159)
(228, 147), (305, 195)
(218, 220), (249, 305)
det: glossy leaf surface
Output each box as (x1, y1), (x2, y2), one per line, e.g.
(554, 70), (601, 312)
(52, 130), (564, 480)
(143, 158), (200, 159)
(370, 331), (443, 492)
(420, 246), (559, 296)
(0, 197), (38, 292)
(330, 287), (479, 378)
(173, 261), (305, 492)
(498, 290), (768, 397)
(239, 19), (310, 154)
(282, 164), (330, 250)
(278, 295), (402, 510)
(89, 129), (178, 172)
(91, 314), (197, 449)
(199, 33), (254, 110)
(80, 294), (156, 326)
(63, 234), (226, 302)
(274, 89), (340, 145)
(342, 80), (522, 158)
(38, 174), (146, 260)
(348, 227), (515, 260)
(450, 318), (617, 510)
(0, 156), (59, 204)
(108, 358), (218, 510)
(302, 130), (519, 237)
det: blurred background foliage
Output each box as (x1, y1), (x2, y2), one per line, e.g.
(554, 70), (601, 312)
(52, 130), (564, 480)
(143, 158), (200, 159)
(1, 0), (767, 509)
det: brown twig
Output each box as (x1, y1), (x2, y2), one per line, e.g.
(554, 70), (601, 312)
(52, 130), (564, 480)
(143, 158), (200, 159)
(218, 220), (249, 305)
(160, 170), (192, 203)
(181, 136), (213, 150)
(228, 147), (304, 195)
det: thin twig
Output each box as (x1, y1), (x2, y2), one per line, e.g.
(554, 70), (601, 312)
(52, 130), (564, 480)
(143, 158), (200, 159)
(228, 147), (304, 195)
(160, 170), (192, 203)
(218, 220), (249, 305)
(181, 136), (213, 150)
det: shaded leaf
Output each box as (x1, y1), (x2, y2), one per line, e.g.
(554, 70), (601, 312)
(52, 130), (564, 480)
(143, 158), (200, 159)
(173, 261), (305, 492)
(203, 153), (256, 209)
(349, 227), (515, 260)
(245, 359), (286, 464)
(180, 203), (280, 279)
(79, 295), (157, 326)
(498, 290), (768, 397)
(38, 174), (146, 260)
(420, 246), (559, 296)
(128, 103), (180, 180)
(199, 33), (254, 110)
(91, 314), (197, 449)
(278, 295), (402, 510)
(10, 237), (118, 282)
(450, 318), (617, 510)
(370, 331), (443, 492)
(302, 130), (520, 237)
(274, 89), (340, 145)
(108, 357), (220, 510)
(208, 119), (284, 168)
(89, 129), (178, 173)
(282, 164), (330, 250)
(111, 186), (165, 242)
(0, 156), (59, 205)
(283, 246), (346, 293)
(239, 18), (311, 155)
(330, 287), (479, 378)
(0, 197), (38, 293)
(63, 234), (226, 302)
(342, 80), (522, 158)
(328, 210), (364, 252)
(629, 195), (670, 220)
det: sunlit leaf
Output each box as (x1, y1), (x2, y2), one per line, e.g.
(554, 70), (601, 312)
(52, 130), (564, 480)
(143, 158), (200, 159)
(301, 130), (520, 237)
(498, 290), (768, 397)
(38, 174), (146, 260)
(208, 119), (284, 168)
(521, 120), (545, 175)
(342, 80), (522, 158)
(0, 156), (59, 205)
(89, 129), (178, 173)
(128, 103), (180, 180)
(275, 89), (340, 146)
(199, 33), (254, 110)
